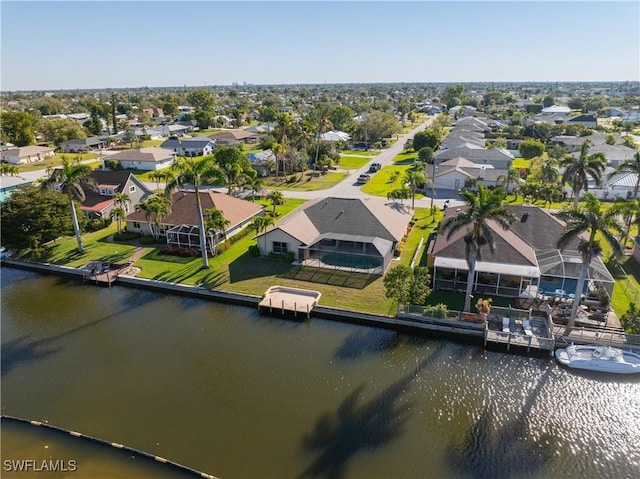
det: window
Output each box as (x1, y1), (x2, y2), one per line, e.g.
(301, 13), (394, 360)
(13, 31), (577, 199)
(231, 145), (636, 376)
(133, 222), (140, 229)
(129, 185), (136, 193)
(272, 241), (288, 254)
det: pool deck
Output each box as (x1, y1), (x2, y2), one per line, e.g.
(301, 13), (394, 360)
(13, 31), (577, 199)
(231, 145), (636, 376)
(259, 285), (322, 318)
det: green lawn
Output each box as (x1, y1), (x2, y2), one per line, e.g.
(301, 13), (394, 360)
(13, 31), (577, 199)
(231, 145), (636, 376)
(341, 149), (377, 157)
(337, 155), (371, 169)
(25, 224), (137, 267)
(17, 152), (99, 173)
(263, 171), (348, 191)
(512, 158), (531, 169)
(360, 163), (424, 200)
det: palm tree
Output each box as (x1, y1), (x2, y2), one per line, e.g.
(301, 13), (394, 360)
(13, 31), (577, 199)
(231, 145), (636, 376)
(440, 185), (516, 312)
(204, 208), (230, 256)
(267, 190), (284, 214)
(611, 198), (640, 249)
(42, 156), (96, 253)
(250, 215), (274, 254)
(272, 142), (285, 178)
(539, 158), (560, 184)
(110, 207), (127, 238)
(135, 195), (171, 240)
(496, 166), (520, 194)
(166, 156), (224, 269)
(310, 113), (333, 177)
(149, 171), (165, 193)
(561, 140), (607, 208)
(247, 176), (265, 201)
(114, 192), (130, 212)
(609, 151), (640, 200)
(556, 194), (624, 332)
(404, 168), (426, 210)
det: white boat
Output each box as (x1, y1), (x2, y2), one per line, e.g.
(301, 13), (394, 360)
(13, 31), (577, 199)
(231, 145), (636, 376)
(555, 345), (640, 374)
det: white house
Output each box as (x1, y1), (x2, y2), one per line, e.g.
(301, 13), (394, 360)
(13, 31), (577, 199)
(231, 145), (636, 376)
(108, 147), (176, 171)
(1, 145), (55, 164)
(160, 137), (215, 157)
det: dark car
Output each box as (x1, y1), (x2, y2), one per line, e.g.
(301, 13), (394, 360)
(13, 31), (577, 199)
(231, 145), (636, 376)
(368, 162), (381, 173)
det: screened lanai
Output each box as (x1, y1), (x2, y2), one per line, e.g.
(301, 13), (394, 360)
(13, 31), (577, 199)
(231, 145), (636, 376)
(535, 249), (615, 297)
(166, 224), (218, 251)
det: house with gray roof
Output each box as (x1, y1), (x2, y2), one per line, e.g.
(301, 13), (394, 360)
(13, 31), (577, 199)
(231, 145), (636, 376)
(256, 197), (414, 274)
(1, 145), (55, 164)
(428, 205), (614, 298)
(160, 136), (216, 157)
(108, 147), (176, 171)
(425, 157), (520, 193)
(60, 136), (107, 152)
(434, 143), (514, 169)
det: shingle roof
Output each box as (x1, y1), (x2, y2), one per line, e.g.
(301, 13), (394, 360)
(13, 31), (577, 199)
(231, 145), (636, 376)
(264, 197), (412, 246)
(431, 205), (585, 267)
(109, 147), (175, 163)
(126, 190), (263, 230)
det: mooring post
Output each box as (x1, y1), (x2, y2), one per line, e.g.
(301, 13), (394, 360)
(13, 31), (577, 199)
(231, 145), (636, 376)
(269, 298), (272, 313)
(294, 302), (297, 318)
(282, 300), (284, 316)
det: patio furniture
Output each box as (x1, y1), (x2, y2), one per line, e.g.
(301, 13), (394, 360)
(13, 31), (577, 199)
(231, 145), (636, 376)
(502, 317), (510, 333)
(523, 319), (534, 337)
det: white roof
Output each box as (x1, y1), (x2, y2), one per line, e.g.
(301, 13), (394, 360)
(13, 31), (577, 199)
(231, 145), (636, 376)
(434, 257), (540, 278)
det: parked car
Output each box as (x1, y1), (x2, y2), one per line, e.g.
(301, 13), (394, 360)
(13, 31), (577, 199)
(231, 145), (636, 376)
(356, 174), (371, 184)
(368, 162), (382, 173)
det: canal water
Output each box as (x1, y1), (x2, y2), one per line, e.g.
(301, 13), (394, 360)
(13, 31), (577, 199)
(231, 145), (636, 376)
(2, 267), (639, 479)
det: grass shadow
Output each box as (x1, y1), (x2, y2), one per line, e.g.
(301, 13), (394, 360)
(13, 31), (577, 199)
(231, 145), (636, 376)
(228, 253), (293, 283)
(284, 266), (378, 290)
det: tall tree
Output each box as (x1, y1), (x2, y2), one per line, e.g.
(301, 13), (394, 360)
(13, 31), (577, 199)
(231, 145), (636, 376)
(556, 194), (623, 332)
(496, 166), (520, 193)
(204, 208), (230, 256)
(561, 140), (607, 208)
(439, 185), (516, 312)
(110, 206), (127, 238)
(267, 190), (284, 214)
(42, 157), (96, 253)
(0, 111), (37, 146)
(404, 168), (426, 210)
(166, 156), (224, 269)
(0, 185), (75, 253)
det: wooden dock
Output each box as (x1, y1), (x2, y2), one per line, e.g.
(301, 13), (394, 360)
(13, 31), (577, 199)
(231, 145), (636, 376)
(259, 286), (321, 319)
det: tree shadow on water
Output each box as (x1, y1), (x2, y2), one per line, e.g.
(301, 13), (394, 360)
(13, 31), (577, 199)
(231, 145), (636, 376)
(445, 367), (558, 479)
(0, 334), (60, 377)
(333, 328), (400, 361)
(299, 343), (449, 479)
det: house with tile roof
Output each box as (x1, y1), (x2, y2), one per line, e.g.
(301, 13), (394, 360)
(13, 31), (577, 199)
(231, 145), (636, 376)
(108, 147), (176, 171)
(125, 190), (263, 250)
(256, 197), (414, 274)
(427, 205), (614, 299)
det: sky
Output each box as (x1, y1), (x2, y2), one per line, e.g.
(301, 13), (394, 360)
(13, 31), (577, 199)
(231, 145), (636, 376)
(1, 1), (639, 91)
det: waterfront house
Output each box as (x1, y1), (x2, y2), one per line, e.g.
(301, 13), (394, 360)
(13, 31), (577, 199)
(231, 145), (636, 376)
(427, 205), (614, 299)
(49, 169), (151, 219)
(256, 197), (413, 274)
(125, 190), (263, 249)
(160, 137), (215, 157)
(0, 145), (55, 164)
(107, 147), (176, 171)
